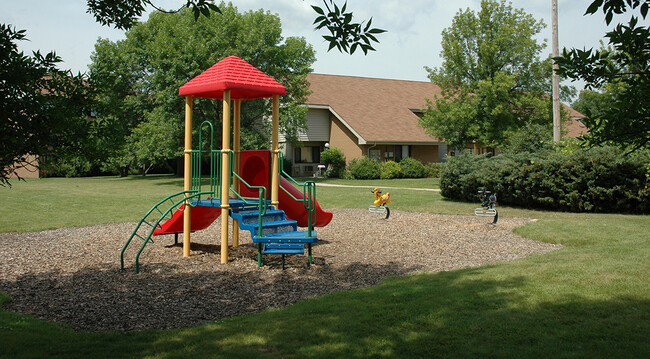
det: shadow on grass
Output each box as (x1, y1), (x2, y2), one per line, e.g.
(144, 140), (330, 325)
(1, 260), (648, 358)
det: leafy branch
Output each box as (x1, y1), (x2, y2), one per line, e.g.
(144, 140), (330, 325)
(86, 0), (221, 30)
(311, 0), (386, 55)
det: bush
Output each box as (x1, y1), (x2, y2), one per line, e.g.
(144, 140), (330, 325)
(399, 157), (427, 178)
(348, 156), (380, 179)
(440, 147), (650, 213)
(380, 160), (402, 179)
(40, 156), (94, 178)
(425, 162), (444, 178)
(320, 146), (346, 178)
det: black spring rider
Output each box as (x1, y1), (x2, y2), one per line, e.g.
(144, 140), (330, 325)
(474, 188), (498, 224)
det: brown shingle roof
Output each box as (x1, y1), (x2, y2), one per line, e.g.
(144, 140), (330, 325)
(306, 73), (442, 143)
(306, 73), (588, 143)
(563, 104), (589, 138)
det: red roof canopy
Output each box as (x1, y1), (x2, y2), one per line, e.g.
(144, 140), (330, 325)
(178, 56), (286, 100)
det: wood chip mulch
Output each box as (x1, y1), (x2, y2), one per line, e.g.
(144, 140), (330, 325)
(0, 209), (561, 332)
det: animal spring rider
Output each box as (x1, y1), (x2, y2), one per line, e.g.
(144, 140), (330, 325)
(474, 188), (498, 224)
(369, 188), (391, 219)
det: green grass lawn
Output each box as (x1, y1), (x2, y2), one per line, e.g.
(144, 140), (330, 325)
(1, 176), (648, 358)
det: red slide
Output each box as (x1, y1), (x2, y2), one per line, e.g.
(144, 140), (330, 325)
(279, 177), (333, 227)
(239, 150), (333, 228)
(153, 204), (221, 236)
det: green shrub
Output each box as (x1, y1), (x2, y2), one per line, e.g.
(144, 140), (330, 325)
(440, 147), (650, 213)
(348, 156), (380, 179)
(320, 146), (346, 178)
(41, 156), (94, 178)
(380, 160), (402, 179)
(399, 157), (427, 178)
(425, 162), (444, 178)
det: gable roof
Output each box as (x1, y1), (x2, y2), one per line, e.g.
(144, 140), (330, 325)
(306, 73), (589, 144)
(563, 105), (589, 138)
(306, 73), (442, 144)
(179, 56), (286, 100)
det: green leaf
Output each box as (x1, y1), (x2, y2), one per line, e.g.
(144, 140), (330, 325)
(208, 3), (221, 14)
(585, 0), (604, 15)
(364, 17), (373, 32)
(367, 28), (387, 34)
(313, 15), (326, 25)
(350, 42), (358, 54)
(311, 5), (325, 15)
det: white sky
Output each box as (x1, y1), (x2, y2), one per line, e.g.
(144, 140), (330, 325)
(1, 0), (647, 91)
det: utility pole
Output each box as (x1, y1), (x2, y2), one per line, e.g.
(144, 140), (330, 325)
(552, 0), (561, 142)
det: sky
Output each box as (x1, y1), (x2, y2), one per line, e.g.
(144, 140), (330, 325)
(1, 0), (647, 92)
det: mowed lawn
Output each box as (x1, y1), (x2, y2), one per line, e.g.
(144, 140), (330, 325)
(0, 176), (648, 358)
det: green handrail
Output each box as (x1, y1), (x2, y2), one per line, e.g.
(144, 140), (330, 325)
(120, 190), (213, 273)
(191, 121), (221, 201)
(229, 150), (267, 238)
(278, 151), (317, 236)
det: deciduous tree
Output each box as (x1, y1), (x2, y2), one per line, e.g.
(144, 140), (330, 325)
(419, 0), (573, 150)
(0, 25), (90, 186)
(86, 0), (385, 54)
(555, 0), (649, 152)
(89, 4), (316, 174)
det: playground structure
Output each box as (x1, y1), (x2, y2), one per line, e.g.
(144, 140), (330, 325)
(120, 56), (333, 272)
(368, 187), (391, 219)
(474, 188), (498, 224)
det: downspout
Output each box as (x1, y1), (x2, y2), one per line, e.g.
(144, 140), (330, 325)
(367, 142), (377, 157)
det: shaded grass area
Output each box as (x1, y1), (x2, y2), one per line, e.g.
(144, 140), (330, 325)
(1, 176), (648, 358)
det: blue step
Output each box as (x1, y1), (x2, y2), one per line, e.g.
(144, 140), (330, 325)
(234, 209), (286, 225)
(263, 243), (305, 255)
(249, 220), (298, 235)
(253, 230), (318, 243)
(194, 198), (271, 210)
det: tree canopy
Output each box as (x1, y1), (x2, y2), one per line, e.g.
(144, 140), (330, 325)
(419, 0), (571, 150)
(0, 25), (90, 186)
(555, 0), (649, 152)
(86, 0), (385, 54)
(88, 4), (316, 175)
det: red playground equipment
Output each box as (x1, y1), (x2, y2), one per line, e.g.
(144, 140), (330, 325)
(152, 204), (221, 244)
(239, 150), (333, 227)
(121, 56), (333, 272)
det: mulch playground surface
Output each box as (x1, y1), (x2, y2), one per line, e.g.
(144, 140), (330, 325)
(0, 209), (561, 331)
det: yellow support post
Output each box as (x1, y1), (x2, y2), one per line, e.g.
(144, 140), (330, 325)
(220, 90), (231, 264)
(232, 99), (241, 247)
(183, 96), (193, 257)
(271, 95), (280, 208)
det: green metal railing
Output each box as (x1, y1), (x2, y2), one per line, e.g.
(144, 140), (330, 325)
(279, 152), (317, 237)
(229, 150), (268, 238)
(191, 121), (221, 200)
(120, 190), (212, 273)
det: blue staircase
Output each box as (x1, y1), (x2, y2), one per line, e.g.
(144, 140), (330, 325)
(196, 198), (317, 268)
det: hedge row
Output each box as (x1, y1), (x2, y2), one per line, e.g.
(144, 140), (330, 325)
(346, 156), (442, 179)
(440, 148), (650, 213)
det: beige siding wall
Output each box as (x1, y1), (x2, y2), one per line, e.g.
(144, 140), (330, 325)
(11, 155), (40, 178)
(329, 114), (363, 165)
(299, 109), (330, 141)
(411, 145), (439, 163)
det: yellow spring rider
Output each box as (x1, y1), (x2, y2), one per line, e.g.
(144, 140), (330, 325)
(369, 188), (391, 219)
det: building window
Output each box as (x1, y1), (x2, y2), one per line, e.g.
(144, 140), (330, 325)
(369, 149), (381, 161)
(395, 145), (410, 162)
(294, 146), (321, 163)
